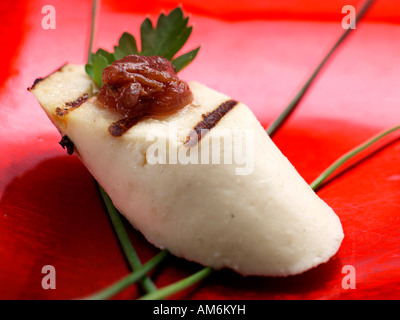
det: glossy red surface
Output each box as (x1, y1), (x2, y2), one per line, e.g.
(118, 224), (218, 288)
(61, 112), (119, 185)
(1, 0), (400, 300)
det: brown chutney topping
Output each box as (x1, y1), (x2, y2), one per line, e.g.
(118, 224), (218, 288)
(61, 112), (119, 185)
(98, 55), (193, 135)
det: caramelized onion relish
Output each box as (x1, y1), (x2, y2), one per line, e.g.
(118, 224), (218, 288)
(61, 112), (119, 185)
(98, 55), (193, 119)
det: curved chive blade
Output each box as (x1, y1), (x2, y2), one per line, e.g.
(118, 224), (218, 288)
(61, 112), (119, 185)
(98, 184), (158, 293)
(310, 124), (400, 191)
(266, 0), (375, 138)
(81, 250), (168, 300)
(138, 267), (214, 300)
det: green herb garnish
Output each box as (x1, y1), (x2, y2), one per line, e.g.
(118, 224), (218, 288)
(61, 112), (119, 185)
(85, 7), (200, 88)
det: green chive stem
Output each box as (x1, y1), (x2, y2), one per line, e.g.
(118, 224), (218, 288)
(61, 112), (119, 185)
(87, 0), (98, 63)
(267, 0), (375, 138)
(138, 267), (214, 300)
(98, 184), (159, 293)
(82, 250), (168, 300)
(310, 124), (400, 191)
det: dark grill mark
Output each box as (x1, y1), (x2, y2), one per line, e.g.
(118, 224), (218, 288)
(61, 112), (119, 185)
(185, 99), (238, 147)
(108, 99), (238, 138)
(59, 135), (74, 155)
(56, 93), (89, 117)
(27, 63), (68, 91)
(108, 115), (144, 137)
(27, 78), (44, 90)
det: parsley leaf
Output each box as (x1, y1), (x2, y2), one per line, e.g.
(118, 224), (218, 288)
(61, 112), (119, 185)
(85, 50), (110, 87)
(114, 32), (138, 60)
(172, 47), (200, 73)
(85, 7), (200, 87)
(141, 8), (191, 61)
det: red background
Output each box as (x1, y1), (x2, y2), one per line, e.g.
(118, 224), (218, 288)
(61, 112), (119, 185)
(0, 0), (399, 299)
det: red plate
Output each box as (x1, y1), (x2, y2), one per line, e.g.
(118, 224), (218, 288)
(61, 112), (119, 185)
(1, 0), (400, 300)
